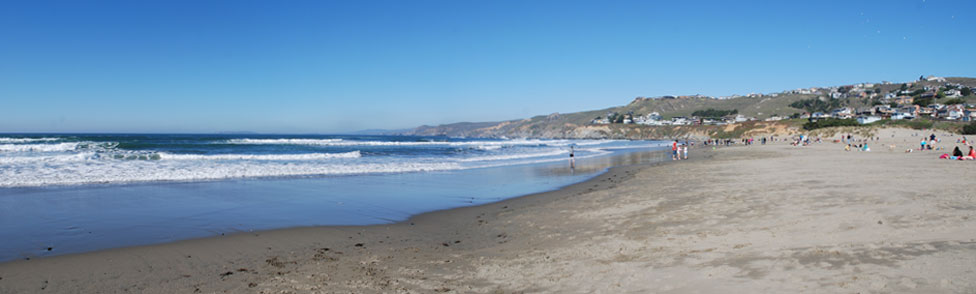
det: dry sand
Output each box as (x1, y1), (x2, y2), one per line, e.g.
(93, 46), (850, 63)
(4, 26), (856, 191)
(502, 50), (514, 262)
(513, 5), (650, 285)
(1, 127), (975, 293)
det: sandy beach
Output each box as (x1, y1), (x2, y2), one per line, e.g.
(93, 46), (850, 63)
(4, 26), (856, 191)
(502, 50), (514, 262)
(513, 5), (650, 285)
(2, 127), (975, 293)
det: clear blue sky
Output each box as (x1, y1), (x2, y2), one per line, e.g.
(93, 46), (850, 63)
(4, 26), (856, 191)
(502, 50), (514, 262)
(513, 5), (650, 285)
(1, 0), (974, 133)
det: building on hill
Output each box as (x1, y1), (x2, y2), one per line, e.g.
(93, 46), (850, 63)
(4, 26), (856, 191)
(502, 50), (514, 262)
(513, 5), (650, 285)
(945, 89), (962, 98)
(856, 107), (876, 116)
(647, 112), (662, 121)
(891, 112), (913, 120)
(831, 107), (853, 118)
(670, 116), (691, 125)
(857, 116), (882, 124)
(894, 96), (914, 105)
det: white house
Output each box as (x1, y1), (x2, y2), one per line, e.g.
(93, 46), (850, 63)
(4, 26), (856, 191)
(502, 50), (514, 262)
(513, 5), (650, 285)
(945, 89), (962, 98)
(857, 116), (882, 124)
(671, 117), (691, 125)
(891, 112), (913, 120)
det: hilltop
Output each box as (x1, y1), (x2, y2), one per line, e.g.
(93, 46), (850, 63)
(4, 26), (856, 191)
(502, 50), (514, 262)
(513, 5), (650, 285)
(402, 77), (976, 139)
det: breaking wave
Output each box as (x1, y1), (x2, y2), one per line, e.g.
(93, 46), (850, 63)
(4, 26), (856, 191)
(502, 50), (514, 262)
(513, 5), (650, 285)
(0, 137), (60, 143)
(0, 135), (661, 187)
(157, 151), (361, 161)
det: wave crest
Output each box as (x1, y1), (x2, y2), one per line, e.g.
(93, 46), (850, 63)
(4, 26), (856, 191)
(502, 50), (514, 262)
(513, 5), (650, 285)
(0, 137), (60, 143)
(158, 151), (361, 161)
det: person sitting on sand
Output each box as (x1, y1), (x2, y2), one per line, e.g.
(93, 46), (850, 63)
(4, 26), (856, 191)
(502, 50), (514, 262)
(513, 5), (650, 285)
(953, 146), (963, 158)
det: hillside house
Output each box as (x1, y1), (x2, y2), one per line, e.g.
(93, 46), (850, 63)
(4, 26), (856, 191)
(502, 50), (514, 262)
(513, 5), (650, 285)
(946, 89), (962, 98)
(964, 110), (976, 122)
(891, 112), (914, 120)
(857, 107), (876, 116)
(894, 96), (914, 105)
(918, 107), (935, 117)
(831, 107), (853, 117)
(874, 106), (895, 117)
(857, 116), (882, 124)
(670, 117), (692, 126)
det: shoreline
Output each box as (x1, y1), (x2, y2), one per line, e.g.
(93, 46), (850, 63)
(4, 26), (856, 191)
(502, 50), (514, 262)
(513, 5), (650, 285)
(0, 145), (669, 263)
(3, 128), (975, 292)
(0, 149), (679, 293)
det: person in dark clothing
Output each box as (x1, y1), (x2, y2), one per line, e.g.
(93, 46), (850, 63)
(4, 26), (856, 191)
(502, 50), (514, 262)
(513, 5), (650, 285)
(953, 146), (963, 157)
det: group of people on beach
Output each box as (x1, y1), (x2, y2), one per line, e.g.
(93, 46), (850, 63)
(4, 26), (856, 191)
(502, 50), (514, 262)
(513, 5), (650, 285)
(918, 133), (942, 151)
(929, 133), (976, 160)
(944, 145), (976, 160)
(791, 135), (820, 146)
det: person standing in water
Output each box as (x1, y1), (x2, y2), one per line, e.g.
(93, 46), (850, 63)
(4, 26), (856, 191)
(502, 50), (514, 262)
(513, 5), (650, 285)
(569, 144), (575, 169)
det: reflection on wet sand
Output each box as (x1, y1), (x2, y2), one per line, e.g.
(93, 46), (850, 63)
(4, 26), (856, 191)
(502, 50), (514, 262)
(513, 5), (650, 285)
(536, 149), (671, 176)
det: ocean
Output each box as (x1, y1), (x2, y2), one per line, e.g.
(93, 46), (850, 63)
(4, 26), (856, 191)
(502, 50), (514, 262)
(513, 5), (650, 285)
(0, 134), (668, 261)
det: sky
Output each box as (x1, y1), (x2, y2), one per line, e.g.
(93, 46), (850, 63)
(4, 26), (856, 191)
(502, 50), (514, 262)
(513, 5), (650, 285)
(1, 0), (974, 134)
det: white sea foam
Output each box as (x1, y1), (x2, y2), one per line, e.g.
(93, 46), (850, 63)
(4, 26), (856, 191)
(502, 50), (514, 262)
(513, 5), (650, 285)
(0, 152), (95, 164)
(226, 138), (613, 148)
(0, 137), (60, 143)
(225, 138), (344, 145)
(475, 145), (503, 150)
(0, 151), (361, 163)
(0, 160), (461, 187)
(0, 143), (81, 152)
(157, 151), (361, 161)
(0, 137), (662, 187)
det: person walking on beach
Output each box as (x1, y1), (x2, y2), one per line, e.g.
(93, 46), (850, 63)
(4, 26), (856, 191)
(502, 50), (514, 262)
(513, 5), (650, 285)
(682, 144), (688, 160)
(671, 140), (678, 161)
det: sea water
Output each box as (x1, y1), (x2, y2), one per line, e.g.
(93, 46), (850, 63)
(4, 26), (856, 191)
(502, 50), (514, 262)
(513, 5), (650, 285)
(0, 134), (668, 261)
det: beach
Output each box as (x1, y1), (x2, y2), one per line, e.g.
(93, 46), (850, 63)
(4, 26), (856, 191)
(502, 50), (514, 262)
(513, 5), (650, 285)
(2, 127), (976, 293)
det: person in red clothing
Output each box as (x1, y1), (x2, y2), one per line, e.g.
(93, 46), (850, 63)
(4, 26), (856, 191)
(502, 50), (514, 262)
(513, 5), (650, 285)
(966, 146), (976, 160)
(671, 140), (678, 161)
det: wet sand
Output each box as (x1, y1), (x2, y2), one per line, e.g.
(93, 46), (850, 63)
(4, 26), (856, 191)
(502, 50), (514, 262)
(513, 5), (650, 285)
(2, 127), (975, 293)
